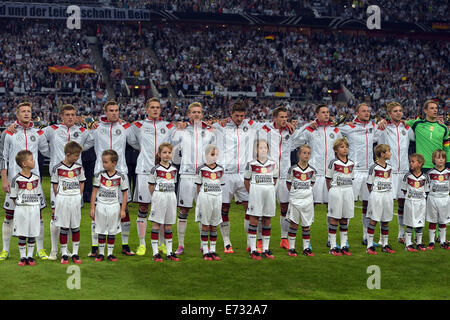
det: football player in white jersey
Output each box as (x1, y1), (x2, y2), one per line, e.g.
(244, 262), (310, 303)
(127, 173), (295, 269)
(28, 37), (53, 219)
(212, 101), (260, 254)
(129, 98), (177, 256)
(0, 102), (50, 261)
(338, 103), (378, 246)
(171, 102), (216, 256)
(375, 102), (412, 244)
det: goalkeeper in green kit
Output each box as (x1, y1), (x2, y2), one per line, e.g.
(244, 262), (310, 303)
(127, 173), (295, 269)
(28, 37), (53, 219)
(406, 100), (449, 172)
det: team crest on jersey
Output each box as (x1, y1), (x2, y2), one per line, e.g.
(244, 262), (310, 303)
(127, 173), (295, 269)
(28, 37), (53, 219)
(243, 126), (248, 132)
(73, 132), (79, 138)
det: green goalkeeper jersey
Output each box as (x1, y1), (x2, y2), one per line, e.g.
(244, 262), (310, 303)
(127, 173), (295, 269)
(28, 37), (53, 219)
(406, 118), (449, 168)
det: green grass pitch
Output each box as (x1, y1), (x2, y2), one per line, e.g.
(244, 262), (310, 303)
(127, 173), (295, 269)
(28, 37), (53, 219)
(0, 176), (448, 300)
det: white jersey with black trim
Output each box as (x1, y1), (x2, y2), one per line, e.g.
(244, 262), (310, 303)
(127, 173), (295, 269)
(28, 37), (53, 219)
(339, 119), (378, 172)
(93, 170), (129, 204)
(426, 168), (449, 198)
(171, 121), (216, 175)
(89, 117), (139, 175)
(375, 121), (412, 174)
(244, 158), (278, 185)
(43, 124), (91, 171)
(325, 158), (355, 188)
(148, 163), (178, 192)
(213, 118), (262, 175)
(292, 121), (343, 176)
(51, 162), (86, 196)
(401, 172), (428, 200)
(9, 173), (42, 206)
(0, 121), (49, 181)
(286, 164), (316, 199)
(131, 118), (176, 174)
(366, 163), (393, 193)
(257, 122), (298, 179)
(195, 163), (225, 196)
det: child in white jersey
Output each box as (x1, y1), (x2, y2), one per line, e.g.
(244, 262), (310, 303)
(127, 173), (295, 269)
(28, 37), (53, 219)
(10, 150), (41, 266)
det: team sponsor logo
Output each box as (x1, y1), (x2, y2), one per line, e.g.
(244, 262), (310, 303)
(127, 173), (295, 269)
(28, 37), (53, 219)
(402, 130), (406, 135)
(73, 132), (79, 138)
(30, 135), (36, 142)
(329, 133), (335, 139)
(115, 129), (122, 136)
(243, 126), (248, 132)
(161, 128), (166, 134)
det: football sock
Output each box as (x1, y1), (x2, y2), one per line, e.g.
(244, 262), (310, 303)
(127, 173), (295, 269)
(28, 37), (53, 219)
(136, 211), (148, 246)
(18, 237), (26, 259)
(50, 219), (59, 253)
(210, 231), (217, 253)
(367, 223), (376, 248)
(302, 229), (311, 250)
(91, 221), (98, 246)
(220, 211), (231, 247)
(164, 229), (173, 255)
(60, 228), (69, 256)
(381, 225), (389, 246)
(177, 213), (188, 247)
(405, 226), (413, 246)
(428, 223), (436, 243)
(98, 235), (106, 256)
(280, 212), (289, 239)
(288, 227), (297, 250)
(340, 223), (349, 248)
(2, 216), (13, 252)
(248, 224), (257, 252)
(72, 228), (80, 255)
(151, 228), (159, 256)
(438, 225), (446, 244)
(262, 225), (271, 252)
(329, 223), (338, 249)
(201, 230), (209, 254)
(36, 219), (44, 252)
(27, 238), (35, 258)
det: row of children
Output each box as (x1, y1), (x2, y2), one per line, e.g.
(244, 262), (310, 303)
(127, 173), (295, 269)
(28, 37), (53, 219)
(10, 137), (449, 266)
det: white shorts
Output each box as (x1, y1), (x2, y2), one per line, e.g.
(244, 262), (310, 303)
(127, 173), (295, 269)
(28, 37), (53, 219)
(222, 173), (249, 204)
(367, 192), (394, 222)
(177, 175), (197, 208)
(54, 194), (82, 229)
(195, 192), (223, 226)
(426, 196), (450, 225)
(12, 205), (40, 238)
(133, 174), (152, 204)
(149, 191), (177, 225)
(275, 178), (290, 204)
(352, 171), (369, 202)
(327, 187), (354, 219)
(287, 197), (314, 227)
(51, 186), (84, 209)
(94, 202), (122, 235)
(404, 199), (426, 228)
(312, 175), (329, 204)
(247, 184), (276, 218)
(391, 173), (406, 200)
(4, 185), (46, 211)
